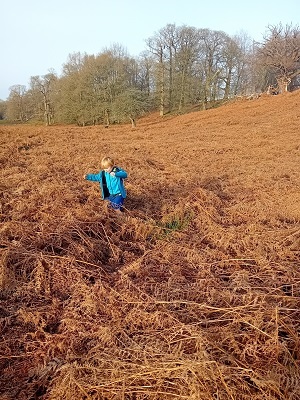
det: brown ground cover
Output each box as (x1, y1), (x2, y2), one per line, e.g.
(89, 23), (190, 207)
(0, 91), (300, 399)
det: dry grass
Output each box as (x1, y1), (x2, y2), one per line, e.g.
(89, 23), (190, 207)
(1, 91), (300, 399)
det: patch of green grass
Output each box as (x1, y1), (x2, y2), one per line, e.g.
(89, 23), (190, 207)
(157, 211), (194, 238)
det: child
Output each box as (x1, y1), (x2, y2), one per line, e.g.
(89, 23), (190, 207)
(84, 156), (127, 212)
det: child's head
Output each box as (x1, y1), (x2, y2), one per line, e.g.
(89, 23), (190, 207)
(101, 156), (114, 172)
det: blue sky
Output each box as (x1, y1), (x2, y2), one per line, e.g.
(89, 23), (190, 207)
(1, 0), (299, 100)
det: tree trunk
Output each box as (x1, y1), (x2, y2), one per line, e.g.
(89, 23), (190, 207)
(276, 76), (291, 93)
(104, 109), (110, 126)
(223, 66), (232, 99)
(159, 51), (165, 117)
(130, 117), (136, 128)
(178, 68), (186, 113)
(44, 97), (51, 126)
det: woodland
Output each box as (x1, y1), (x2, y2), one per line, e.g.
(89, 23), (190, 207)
(0, 22), (299, 126)
(0, 87), (300, 399)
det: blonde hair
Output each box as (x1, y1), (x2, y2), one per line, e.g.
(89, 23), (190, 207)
(101, 156), (114, 169)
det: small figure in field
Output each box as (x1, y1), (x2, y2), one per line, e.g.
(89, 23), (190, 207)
(84, 156), (127, 212)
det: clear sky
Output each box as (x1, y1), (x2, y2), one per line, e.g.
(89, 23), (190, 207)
(1, 0), (299, 100)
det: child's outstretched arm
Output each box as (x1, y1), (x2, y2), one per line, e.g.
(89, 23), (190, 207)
(84, 172), (102, 181)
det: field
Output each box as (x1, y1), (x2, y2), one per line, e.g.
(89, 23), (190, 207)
(1, 91), (300, 399)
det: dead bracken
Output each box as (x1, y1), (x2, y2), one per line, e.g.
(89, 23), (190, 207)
(0, 91), (300, 399)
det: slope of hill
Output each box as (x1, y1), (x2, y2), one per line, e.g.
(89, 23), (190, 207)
(1, 91), (300, 399)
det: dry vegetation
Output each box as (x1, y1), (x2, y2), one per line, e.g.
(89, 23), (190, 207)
(1, 91), (300, 399)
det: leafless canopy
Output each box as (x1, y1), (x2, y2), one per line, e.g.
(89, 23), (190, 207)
(258, 23), (300, 92)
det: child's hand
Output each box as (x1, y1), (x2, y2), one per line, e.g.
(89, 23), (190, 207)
(83, 174), (86, 179)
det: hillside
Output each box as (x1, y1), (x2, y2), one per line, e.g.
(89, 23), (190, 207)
(1, 91), (300, 399)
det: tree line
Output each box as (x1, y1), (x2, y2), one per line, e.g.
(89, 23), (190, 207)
(1, 22), (299, 125)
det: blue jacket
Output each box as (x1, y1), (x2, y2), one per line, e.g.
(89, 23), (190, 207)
(85, 166), (127, 199)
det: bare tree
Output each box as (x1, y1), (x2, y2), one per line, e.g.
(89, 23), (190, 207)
(175, 26), (200, 112)
(0, 100), (6, 120)
(221, 36), (241, 99)
(159, 24), (180, 112)
(137, 52), (155, 96)
(257, 23), (300, 93)
(58, 53), (103, 125)
(30, 72), (57, 125)
(91, 48), (138, 125)
(146, 37), (166, 116)
(6, 85), (28, 121)
(196, 29), (229, 108)
(113, 88), (149, 127)
(62, 52), (87, 75)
